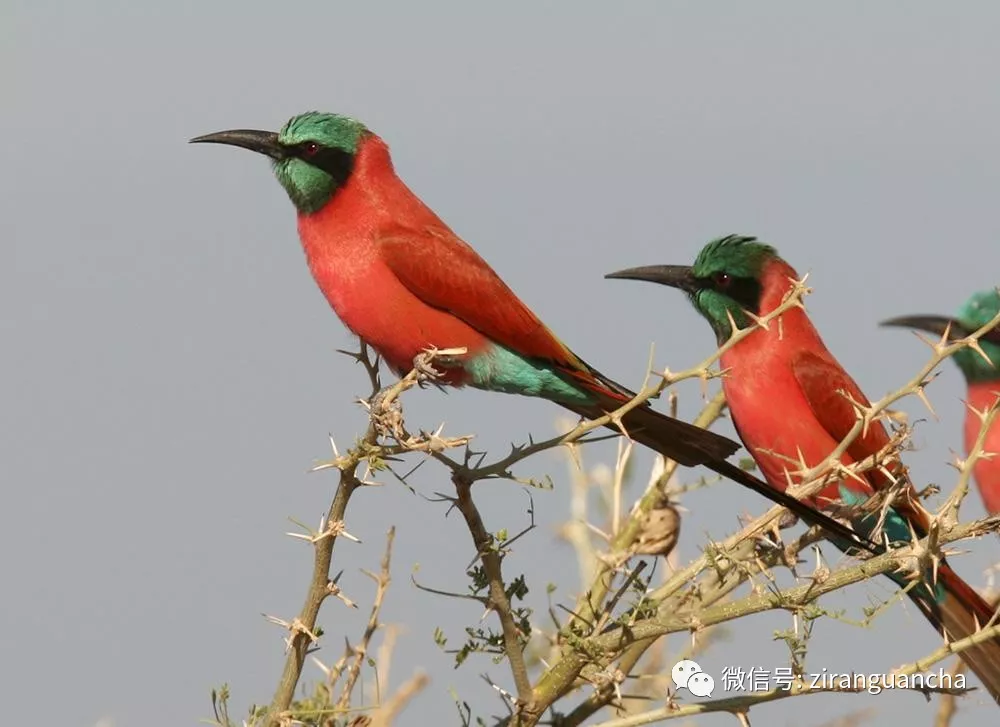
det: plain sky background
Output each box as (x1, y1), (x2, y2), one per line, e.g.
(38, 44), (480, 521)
(6, 2), (1000, 726)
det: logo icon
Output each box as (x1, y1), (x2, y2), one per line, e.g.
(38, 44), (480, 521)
(671, 659), (715, 697)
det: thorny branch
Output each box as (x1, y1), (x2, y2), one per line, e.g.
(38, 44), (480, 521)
(590, 619), (1000, 727)
(335, 527), (396, 711)
(516, 282), (1000, 725)
(452, 476), (534, 703)
(261, 345), (463, 727)
(225, 279), (1000, 727)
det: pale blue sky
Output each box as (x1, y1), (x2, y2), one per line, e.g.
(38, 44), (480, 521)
(5, 2), (1000, 726)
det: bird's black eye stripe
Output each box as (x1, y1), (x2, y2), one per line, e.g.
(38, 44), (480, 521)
(289, 142), (356, 188)
(698, 274), (763, 314)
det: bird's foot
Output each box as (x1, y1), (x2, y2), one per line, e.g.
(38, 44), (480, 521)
(412, 353), (443, 382)
(412, 346), (467, 386)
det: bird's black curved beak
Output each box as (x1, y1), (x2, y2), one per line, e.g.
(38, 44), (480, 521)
(189, 129), (286, 161)
(605, 265), (700, 294)
(879, 314), (970, 340)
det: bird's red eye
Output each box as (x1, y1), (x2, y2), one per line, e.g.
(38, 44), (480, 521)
(302, 141), (320, 157)
(713, 272), (732, 288)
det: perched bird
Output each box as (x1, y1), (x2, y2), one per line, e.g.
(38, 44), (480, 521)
(882, 289), (1000, 515)
(190, 112), (865, 546)
(606, 235), (1000, 702)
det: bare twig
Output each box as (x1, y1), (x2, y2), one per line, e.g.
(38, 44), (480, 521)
(933, 659), (968, 727)
(368, 672), (431, 727)
(337, 528), (396, 710)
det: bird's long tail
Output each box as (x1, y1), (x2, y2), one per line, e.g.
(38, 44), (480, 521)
(840, 487), (1000, 703)
(562, 397), (874, 550)
(886, 496), (1000, 704)
(923, 568), (1000, 704)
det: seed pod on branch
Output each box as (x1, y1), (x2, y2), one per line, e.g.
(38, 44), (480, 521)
(632, 494), (681, 558)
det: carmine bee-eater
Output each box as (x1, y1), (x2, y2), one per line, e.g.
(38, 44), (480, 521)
(882, 289), (1000, 515)
(606, 235), (1000, 702)
(189, 111), (866, 546)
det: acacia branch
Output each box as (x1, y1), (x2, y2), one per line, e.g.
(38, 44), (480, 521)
(525, 516), (999, 727)
(264, 345), (471, 727)
(592, 620), (1000, 727)
(568, 390), (730, 633)
(500, 299), (997, 725)
(452, 475), (534, 704)
(264, 344), (384, 727)
(245, 284), (1000, 727)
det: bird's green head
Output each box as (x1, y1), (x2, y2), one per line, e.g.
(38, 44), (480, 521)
(882, 289), (1000, 383)
(190, 111), (369, 214)
(605, 235), (779, 344)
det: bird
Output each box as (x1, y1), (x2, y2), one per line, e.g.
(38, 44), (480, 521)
(882, 289), (1000, 515)
(605, 234), (1000, 702)
(189, 111), (867, 547)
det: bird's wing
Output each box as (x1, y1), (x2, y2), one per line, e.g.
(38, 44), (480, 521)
(790, 349), (894, 491)
(377, 224), (632, 400)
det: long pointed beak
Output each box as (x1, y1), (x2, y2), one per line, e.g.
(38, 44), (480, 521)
(605, 264), (700, 294)
(879, 314), (970, 340)
(881, 313), (1000, 345)
(189, 129), (286, 161)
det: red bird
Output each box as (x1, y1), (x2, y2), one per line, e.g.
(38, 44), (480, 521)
(190, 112), (865, 545)
(882, 289), (1000, 515)
(607, 235), (1000, 703)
